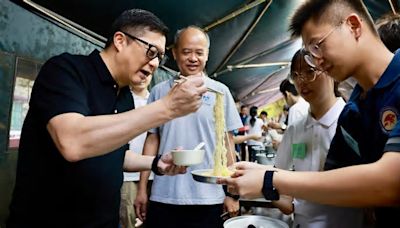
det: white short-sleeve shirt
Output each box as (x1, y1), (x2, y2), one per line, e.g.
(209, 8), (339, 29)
(275, 98), (364, 228)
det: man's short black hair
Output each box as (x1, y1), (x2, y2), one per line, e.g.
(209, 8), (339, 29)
(279, 79), (298, 97)
(376, 13), (400, 53)
(105, 9), (169, 48)
(289, 0), (377, 38)
(260, 111), (268, 116)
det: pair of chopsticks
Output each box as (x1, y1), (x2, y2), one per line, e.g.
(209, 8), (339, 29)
(173, 75), (224, 95)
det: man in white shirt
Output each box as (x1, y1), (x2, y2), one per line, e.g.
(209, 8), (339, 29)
(120, 74), (152, 228)
(279, 78), (309, 127)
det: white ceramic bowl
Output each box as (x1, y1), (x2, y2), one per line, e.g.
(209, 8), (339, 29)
(171, 149), (205, 166)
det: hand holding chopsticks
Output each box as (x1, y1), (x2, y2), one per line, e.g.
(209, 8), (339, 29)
(174, 75), (223, 95)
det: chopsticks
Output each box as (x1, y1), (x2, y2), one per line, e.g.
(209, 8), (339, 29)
(173, 75), (223, 94)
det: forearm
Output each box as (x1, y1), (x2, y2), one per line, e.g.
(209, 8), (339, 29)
(123, 152), (155, 172)
(138, 133), (160, 192)
(226, 132), (236, 166)
(138, 170), (152, 192)
(272, 195), (294, 215)
(48, 99), (172, 162)
(274, 152), (400, 207)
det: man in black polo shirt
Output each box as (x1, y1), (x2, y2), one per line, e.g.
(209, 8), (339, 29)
(7, 9), (206, 228)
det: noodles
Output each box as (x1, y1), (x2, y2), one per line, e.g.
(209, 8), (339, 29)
(211, 93), (232, 177)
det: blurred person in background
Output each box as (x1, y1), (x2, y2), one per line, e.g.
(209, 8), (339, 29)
(246, 106), (265, 162)
(376, 13), (400, 53)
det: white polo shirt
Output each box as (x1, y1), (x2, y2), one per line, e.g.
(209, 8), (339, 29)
(287, 97), (309, 126)
(275, 98), (364, 228)
(123, 90), (152, 182)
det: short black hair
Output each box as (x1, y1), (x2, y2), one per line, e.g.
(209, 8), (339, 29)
(105, 9), (169, 48)
(280, 79), (298, 97)
(260, 111), (268, 116)
(289, 0), (377, 38)
(376, 13), (400, 53)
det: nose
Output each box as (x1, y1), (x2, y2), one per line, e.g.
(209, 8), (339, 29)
(188, 53), (197, 62)
(148, 57), (159, 69)
(314, 57), (325, 71)
(296, 77), (307, 86)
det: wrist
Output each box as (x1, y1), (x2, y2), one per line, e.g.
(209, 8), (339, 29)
(262, 170), (279, 200)
(151, 154), (164, 176)
(159, 97), (175, 120)
(223, 185), (240, 201)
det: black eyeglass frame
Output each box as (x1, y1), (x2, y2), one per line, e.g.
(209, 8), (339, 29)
(120, 31), (166, 65)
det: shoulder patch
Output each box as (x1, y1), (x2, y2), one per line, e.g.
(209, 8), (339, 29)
(380, 107), (398, 132)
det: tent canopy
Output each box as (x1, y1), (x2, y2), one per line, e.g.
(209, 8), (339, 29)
(11, 0), (399, 106)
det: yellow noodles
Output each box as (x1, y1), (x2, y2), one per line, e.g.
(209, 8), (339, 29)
(211, 93), (232, 177)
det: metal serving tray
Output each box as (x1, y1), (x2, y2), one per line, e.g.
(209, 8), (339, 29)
(191, 169), (229, 184)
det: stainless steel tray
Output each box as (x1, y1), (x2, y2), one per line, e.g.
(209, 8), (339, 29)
(191, 169), (228, 184)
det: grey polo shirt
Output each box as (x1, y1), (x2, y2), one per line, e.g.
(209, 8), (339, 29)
(147, 75), (242, 205)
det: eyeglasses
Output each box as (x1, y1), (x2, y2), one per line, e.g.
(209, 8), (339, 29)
(289, 67), (322, 83)
(121, 31), (166, 65)
(289, 48), (322, 83)
(306, 21), (344, 60)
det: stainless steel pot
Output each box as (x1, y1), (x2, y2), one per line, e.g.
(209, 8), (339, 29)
(224, 215), (288, 228)
(256, 153), (275, 165)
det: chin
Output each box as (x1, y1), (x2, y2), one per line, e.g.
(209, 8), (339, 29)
(184, 68), (201, 75)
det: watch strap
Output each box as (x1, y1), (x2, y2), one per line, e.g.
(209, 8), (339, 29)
(262, 170), (279, 200)
(223, 185), (240, 200)
(151, 154), (164, 176)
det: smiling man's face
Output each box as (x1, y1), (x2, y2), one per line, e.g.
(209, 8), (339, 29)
(172, 27), (209, 76)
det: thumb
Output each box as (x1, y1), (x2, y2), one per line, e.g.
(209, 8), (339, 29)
(161, 153), (173, 163)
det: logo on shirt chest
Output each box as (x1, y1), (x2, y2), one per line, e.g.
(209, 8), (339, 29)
(380, 107), (398, 132)
(202, 93), (215, 106)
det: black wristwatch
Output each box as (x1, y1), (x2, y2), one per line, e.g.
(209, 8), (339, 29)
(223, 185), (240, 200)
(262, 170), (279, 200)
(151, 154), (164, 176)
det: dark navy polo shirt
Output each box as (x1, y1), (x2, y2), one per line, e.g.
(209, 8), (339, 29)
(325, 50), (400, 227)
(7, 50), (134, 228)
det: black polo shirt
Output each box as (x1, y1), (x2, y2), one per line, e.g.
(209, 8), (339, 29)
(7, 50), (134, 228)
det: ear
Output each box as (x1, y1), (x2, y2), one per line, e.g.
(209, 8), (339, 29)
(113, 31), (126, 52)
(172, 46), (177, 60)
(346, 13), (362, 40)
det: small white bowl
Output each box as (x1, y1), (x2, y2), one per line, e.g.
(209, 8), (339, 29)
(171, 149), (205, 166)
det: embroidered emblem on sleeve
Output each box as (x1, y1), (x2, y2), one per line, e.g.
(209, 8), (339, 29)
(381, 108), (398, 131)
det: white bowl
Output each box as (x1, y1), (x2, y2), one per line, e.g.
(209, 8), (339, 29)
(171, 149), (205, 166)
